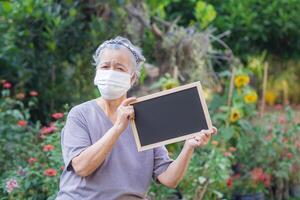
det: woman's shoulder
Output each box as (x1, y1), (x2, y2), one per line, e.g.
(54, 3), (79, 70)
(67, 99), (96, 118)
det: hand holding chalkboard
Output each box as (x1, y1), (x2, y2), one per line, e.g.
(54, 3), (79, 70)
(130, 81), (213, 151)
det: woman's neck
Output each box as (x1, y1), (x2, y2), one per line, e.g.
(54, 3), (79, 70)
(97, 95), (126, 119)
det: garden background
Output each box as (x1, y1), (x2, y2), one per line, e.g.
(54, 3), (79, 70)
(1, 0), (300, 199)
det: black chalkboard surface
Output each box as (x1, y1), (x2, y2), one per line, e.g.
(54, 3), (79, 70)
(130, 81), (212, 151)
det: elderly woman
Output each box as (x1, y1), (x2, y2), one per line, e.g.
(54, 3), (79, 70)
(56, 36), (217, 200)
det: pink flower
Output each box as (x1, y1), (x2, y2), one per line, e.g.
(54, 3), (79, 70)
(251, 168), (264, 183)
(43, 144), (55, 152)
(28, 157), (37, 164)
(29, 90), (38, 96)
(40, 124), (56, 136)
(60, 166), (65, 171)
(44, 168), (57, 177)
(51, 112), (64, 120)
(223, 152), (232, 157)
(3, 82), (12, 89)
(275, 104), (283, 110)
(17, 120), (27, 127)
(5, 178), (19, 193)
(286, 152), (293, 159)
(279, 115), (286, 124)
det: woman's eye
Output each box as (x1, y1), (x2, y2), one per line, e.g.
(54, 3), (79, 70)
(101, 66), (109, 69)
(117, 68), (125, 71)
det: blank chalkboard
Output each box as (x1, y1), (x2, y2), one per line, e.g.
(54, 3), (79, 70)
(130, 81), (212, 151)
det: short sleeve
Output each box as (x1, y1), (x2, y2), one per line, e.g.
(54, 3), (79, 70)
(152, 146), (174, 183)
(61, 107), (92, 171)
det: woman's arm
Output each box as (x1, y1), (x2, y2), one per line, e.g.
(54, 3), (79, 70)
(157, 127), (217, 188)
(71, 97), (136, 177)
(157, 143), (194, 188)
(72, 124), (122, 177)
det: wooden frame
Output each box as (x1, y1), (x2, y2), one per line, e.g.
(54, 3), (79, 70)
(130, 81), (213, 151)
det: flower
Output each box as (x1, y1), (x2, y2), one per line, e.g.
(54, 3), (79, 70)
(51, 112), (64, 120)
(265, 91), (277, 105)
(251, 168), (264, 183)
(275, 104), (283, 110)
(278, 115), (286, 124)
(244, 91), (258, 104)
(28, 157), (37, 164)
(44, 168), (57, 177)
(60, 166), (65, 171)
(229, 147), (237, 152)
(250, 167), (271, 187)
(5, 178), (19, 193)
(16, 92), (25, 100)
(211, 140), (219, 146)
(286, 152), (293, 159)
(234, 75), (250, 88)
(40, 124), (56, 136)
(223, 152), (232, 157)
(43, 144), (55, 152)
(29, 90), (38, 96)
(230, 108), (241, 123)
(226, 177), (233, 188)
(17, 167), (26, 176)
(17, 120), (27, 127)
(3, 82), (12, 89)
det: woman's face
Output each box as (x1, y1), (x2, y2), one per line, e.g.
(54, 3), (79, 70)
(97, 47), (134, 75)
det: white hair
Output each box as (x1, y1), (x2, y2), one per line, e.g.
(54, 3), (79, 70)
(92, 36), (146, 77)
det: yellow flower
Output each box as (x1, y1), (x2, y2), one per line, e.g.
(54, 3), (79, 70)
(162, 79), (179, 90)
(234, 75), (250, 88)
(244, 91), (258, 104)
(230, 109), (241, 123)
(265, 91), (277, 105)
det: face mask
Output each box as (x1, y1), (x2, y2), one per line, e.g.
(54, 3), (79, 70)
(94, 69), (132, 100)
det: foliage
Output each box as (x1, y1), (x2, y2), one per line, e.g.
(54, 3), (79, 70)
(210, 0), (300, 59)
(0, 81), (64, 199)
(0, 0), (124, 121)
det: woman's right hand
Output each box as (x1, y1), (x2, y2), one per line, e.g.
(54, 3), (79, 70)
(114, 97), (137, 134)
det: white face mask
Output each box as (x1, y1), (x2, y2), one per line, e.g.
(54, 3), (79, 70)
(94, 69), (132, 100)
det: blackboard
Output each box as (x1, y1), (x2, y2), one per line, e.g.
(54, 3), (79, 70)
(130, 81), (212, 151)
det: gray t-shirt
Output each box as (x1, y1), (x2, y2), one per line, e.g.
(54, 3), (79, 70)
(56, 99), (173, 200)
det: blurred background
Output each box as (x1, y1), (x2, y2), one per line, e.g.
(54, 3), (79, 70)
(0, 0), (299, 199)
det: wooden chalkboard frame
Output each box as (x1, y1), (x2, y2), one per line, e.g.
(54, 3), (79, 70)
(130, 81), (213, 151)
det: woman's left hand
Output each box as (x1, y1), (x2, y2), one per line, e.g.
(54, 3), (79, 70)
(184, 126), (218, 149)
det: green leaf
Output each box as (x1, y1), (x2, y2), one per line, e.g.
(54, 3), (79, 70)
(221, 126), (234, 141)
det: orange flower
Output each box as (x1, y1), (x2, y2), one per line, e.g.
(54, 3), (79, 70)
(229, 147), (237, 152)
(17, 120), (27, 127)
(43, 144), (55, 152)
(211, 140), (219, 146)
(51, 112), (64, 120)
(16, 92), (25, 100)
(44, 168), (57, 177)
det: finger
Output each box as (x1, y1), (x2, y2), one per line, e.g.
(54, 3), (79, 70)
(212, 126), (218, 134)
(121, 97), (137, 106)
(127, 109), (135, 120)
